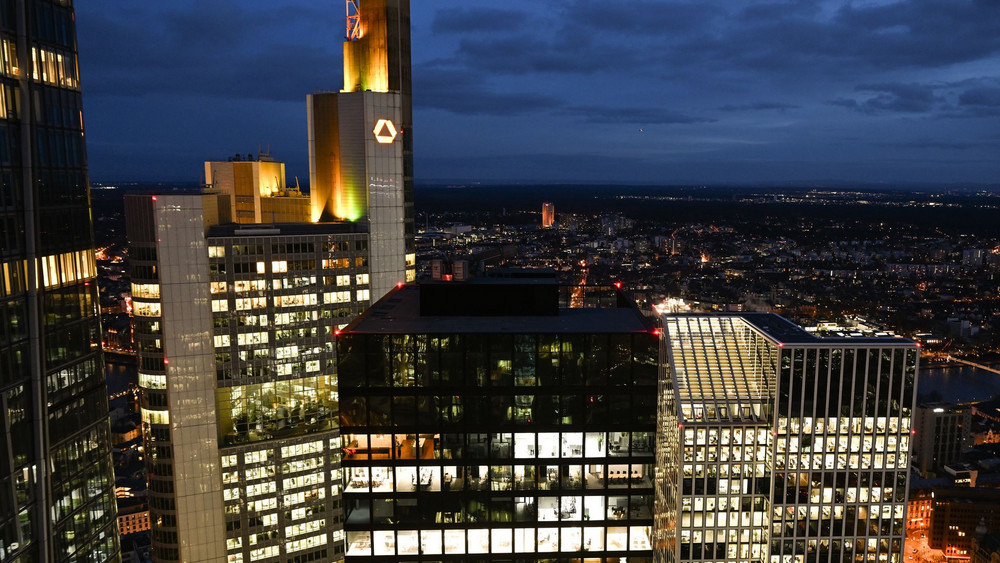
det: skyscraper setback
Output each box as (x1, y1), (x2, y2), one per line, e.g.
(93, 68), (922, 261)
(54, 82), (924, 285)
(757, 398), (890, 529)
(0, 2), (119, 561)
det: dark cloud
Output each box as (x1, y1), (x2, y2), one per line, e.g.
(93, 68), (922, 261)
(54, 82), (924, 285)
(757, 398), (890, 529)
(564, 0), (720, 36)
(433, 0), (1000, 82)
(78, 2), (339, 101)
(959, 87), (1000, 107)
(854, 83), (942, 113)
(430, 7), (524, 34)
(452, 32), (639, 75)
(829, 77), (1000, 118)
(75, 1), (1000, 184)
(561, 105), (714, 125)
(703, 0), (1000, 75)
(412, 64), (561, 116)
(738, 2), (823, 23)
(831, 0), (1000, 69)
(718, 102), (800, 112)
(872, 139), (993, 151)
(828, 83), (942, 114)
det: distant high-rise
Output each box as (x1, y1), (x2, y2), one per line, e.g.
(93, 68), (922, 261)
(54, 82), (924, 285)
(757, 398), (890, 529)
(0, 2), (120, 561)
(309, 0), (415, 301)
(912, 403), (972, 478)
(655, 314), (918, 563)
(542, 202), (555, 229)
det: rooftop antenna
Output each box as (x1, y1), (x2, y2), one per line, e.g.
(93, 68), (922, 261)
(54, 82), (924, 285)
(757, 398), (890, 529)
(346, 0), (362, 41)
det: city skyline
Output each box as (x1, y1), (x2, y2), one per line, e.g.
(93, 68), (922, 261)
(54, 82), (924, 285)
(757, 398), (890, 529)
(76, 0), (1000, 186)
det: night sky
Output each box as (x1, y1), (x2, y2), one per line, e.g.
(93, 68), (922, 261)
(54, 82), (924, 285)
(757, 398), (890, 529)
(76, 1), (1000, 186)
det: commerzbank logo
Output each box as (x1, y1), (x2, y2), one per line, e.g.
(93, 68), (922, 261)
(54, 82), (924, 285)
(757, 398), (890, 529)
(373, 119), (398, 144)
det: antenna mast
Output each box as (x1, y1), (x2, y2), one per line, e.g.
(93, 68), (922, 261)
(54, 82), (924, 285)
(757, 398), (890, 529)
(346, 0), (362, 41)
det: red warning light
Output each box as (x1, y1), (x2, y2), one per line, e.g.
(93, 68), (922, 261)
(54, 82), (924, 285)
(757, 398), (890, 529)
(396, 282), (404, 288)
(614, 281), (622, 289)
(151, 196), (157, 201)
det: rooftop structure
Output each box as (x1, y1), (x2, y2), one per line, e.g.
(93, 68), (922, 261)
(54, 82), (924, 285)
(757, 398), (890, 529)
(205, 154), (309, 224)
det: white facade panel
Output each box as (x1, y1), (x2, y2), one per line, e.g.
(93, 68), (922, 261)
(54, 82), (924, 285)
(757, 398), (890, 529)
(154, 196), (228, 562)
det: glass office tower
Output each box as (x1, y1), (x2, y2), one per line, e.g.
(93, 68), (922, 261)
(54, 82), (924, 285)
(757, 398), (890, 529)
(0, 1), (119, 561)
(336, 278), (660, 561)
(655, 314), (918, 563)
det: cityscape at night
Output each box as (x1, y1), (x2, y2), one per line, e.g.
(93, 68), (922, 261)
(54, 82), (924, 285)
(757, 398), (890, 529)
(3, 1), (1000, 562)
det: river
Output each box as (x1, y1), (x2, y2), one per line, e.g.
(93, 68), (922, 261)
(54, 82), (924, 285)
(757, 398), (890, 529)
(917, 361), (1000, 404)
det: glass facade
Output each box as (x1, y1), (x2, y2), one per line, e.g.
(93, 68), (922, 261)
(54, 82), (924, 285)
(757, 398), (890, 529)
(656, 314), (918, 563)
(0, 1), (119, 561)
(336, 283), (659, 561)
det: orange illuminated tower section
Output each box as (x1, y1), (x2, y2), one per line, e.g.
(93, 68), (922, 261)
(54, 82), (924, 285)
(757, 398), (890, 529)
(343, 0), (411, 96)
(309, 0), (415, 300)
(542, 202), (555, 228)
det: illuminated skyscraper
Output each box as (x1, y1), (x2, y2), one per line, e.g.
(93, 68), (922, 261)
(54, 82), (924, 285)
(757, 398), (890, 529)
(0, 2), (119, 560)
(336, 277), (660, 560)
(655, 314), (918, 563)
(542, 203), (555, 229)
(309, 0), (415, 301)
(126, 193), (373, 562)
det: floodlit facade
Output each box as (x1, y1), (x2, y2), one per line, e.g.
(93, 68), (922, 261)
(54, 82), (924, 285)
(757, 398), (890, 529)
(206, 155), (310, 224)
(126, 194), (373, 562)
(336, 278), (660, 560)
(655, 314), (918, 563)
(309, 91), (408, 301)
(309, 0), (416, 300)
(0, 1), (120, 561)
